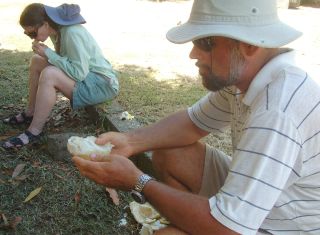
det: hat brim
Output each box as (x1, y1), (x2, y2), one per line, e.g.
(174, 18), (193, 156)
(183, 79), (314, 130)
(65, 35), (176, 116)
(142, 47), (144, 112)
(44, 5), (86, 26)
(167, 21), (302, 48)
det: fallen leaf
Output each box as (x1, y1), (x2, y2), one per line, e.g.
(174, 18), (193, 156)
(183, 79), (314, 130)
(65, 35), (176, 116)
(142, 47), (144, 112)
(74, 191), (81, 204)
(12, 163), (26, 179)
(1, 213), (9, 226)
(1, 169), (13, 176)
(53, 114), (62, 121)
(54, 173), (64, 179)
(9, 216), (22, 229)
(0, 131), (20, 140)
(23, 187), (42, 203)
(31, 161), (41, 168)
(14, 175), (29, 182)
(106, 187), (120, 206)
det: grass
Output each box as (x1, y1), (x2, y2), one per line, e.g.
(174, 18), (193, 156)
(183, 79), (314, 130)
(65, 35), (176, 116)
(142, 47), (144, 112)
(0, 1), (232, 234)
(116, 64), (207, 125)
(0, 49), (140, 234)
(0, 147), (139, 235)
(0, 48), (232, 235)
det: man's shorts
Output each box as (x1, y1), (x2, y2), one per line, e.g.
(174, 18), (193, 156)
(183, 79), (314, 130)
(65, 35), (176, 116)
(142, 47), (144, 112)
(72, 72), (119, 109)
(199, 144), (232, 197)
(199, 145), (271, 235)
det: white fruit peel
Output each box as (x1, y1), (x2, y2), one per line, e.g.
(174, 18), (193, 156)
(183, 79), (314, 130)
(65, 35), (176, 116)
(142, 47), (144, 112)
(129, 201), (169, 235)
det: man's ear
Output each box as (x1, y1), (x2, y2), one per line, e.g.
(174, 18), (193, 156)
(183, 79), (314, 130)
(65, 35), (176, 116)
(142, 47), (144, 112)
(238, 42), (259, 58)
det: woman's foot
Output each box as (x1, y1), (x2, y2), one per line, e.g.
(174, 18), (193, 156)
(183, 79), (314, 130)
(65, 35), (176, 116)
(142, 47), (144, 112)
(2, 130), (42, 149)
(3, 112), (33, 125)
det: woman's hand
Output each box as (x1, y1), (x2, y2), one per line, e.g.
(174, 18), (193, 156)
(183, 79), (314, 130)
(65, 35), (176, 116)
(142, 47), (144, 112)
(72, 154), (143, 191)
(32, 41), (48, 58)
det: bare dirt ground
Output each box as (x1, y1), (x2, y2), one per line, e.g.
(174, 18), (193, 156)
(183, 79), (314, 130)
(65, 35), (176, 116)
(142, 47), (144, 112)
(1, 0), (319, 80)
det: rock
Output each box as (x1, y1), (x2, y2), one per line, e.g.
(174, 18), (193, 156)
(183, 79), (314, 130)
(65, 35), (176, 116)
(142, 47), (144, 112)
(85, 100), (155, 176)
(47, 132), (84, 162)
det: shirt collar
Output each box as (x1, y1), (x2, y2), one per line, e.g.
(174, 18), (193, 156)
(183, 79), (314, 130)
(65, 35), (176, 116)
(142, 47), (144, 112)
(242, 49), (297, 106)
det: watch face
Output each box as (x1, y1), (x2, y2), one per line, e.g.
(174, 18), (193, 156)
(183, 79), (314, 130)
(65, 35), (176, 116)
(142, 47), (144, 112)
(130, 190), (146, 204)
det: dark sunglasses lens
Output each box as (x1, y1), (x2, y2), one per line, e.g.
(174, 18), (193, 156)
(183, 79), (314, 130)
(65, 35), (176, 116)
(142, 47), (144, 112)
(193, 38), (212, 52)
(25, 31), (37, 39)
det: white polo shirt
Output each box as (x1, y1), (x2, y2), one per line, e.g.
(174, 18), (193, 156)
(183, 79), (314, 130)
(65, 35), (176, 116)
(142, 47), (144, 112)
(188, 50), (320, 234)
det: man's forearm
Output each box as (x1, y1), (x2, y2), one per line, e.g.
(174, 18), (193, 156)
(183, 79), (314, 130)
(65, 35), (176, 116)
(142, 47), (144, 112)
(126, 110), (208, 155)
(143, 181), (238, 235)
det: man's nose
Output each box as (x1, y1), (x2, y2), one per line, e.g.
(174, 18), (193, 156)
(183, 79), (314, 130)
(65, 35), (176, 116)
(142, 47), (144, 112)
(189, 45), (199, 59)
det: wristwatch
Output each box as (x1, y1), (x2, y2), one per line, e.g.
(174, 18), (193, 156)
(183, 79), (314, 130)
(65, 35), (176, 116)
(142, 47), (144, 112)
(130, 174), (155, 204)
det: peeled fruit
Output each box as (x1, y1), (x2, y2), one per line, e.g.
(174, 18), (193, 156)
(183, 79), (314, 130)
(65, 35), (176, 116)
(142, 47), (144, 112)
(67, 136), (113, 160)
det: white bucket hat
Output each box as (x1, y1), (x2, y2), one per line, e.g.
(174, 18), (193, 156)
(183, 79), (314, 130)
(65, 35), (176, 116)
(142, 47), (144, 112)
(167, 0), (302, 48)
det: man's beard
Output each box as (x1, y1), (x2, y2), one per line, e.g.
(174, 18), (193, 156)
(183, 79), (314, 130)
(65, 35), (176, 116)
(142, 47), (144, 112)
(200, 47), (246, 92)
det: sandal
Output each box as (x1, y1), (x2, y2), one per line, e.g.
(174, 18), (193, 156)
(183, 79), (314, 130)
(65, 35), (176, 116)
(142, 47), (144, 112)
(2, 131), (42, 149)
(2, 112), (33, 125)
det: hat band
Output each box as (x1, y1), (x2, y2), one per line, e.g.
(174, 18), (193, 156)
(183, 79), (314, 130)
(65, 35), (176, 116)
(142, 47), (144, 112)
(189, 13), (279, 26)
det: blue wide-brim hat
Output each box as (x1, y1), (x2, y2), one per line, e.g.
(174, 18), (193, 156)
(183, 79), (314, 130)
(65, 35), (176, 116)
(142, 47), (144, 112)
(44, 4), (86, 26)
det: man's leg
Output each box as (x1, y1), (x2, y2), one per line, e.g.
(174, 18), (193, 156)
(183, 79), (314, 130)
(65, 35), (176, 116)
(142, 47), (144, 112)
(154, 226), (188, 235)
(152, 141), (206, 196)
(152, 142), (206, 234)
(152, 142), (231, 234)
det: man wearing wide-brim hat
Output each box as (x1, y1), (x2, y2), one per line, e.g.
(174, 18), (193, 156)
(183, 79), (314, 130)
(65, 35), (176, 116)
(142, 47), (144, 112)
(73, 0), (320, 234)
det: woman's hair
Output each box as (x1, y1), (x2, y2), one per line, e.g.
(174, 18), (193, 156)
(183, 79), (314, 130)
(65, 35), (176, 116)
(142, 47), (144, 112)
(19, 3), (59, 31)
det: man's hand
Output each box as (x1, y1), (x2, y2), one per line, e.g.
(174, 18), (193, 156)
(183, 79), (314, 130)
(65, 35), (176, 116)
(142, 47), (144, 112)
(72, 154), (143, 191)
(95, 132), (134, 157)
(32, 41), (48, 58)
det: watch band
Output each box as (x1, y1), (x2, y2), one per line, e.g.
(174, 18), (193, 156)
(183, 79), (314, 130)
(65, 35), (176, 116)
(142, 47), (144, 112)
(130, 174), (155, 204)
(134, 174), (155, 192)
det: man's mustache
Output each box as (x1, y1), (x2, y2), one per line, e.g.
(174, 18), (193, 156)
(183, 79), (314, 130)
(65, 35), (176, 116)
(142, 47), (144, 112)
(195, 61), (209, 69)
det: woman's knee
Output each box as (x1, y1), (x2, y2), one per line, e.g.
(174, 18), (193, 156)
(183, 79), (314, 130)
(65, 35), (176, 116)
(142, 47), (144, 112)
(29, 54), (48, 73)
(38, 66), (60, 86)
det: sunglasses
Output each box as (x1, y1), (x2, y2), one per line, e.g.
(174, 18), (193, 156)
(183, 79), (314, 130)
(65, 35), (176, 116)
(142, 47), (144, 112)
(24, 24), (43, 39)
(192, 37), (214, 52)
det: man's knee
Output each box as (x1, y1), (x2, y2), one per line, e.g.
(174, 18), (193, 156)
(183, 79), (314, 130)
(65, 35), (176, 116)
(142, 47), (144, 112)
(154, 226), (188, 235)
(152, 143), (205, 170)
(151, 143), (206, 189)
(152, 148), (172, 166)
(152, 148), (174, 180)
(152, 146), (190, 166)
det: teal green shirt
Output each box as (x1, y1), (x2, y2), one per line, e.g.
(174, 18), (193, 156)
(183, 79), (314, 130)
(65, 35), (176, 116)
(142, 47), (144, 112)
(45, 25), (117, 84)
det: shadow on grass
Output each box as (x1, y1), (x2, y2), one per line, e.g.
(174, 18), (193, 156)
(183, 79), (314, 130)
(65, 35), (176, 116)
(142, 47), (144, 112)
(115, 64), (206, 125)
(0, 49), (142, 234)
(0, 48), (207, 234)
(301, 0), (320, 8)
(0, 49), (31, 109)
(0, 49), (32, 135)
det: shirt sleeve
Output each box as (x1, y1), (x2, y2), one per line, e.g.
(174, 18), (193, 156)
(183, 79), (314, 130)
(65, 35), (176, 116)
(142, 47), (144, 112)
(188, 91), (232, 133)
(209, 110), (302, 234)
(45, 27), (90, 82)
